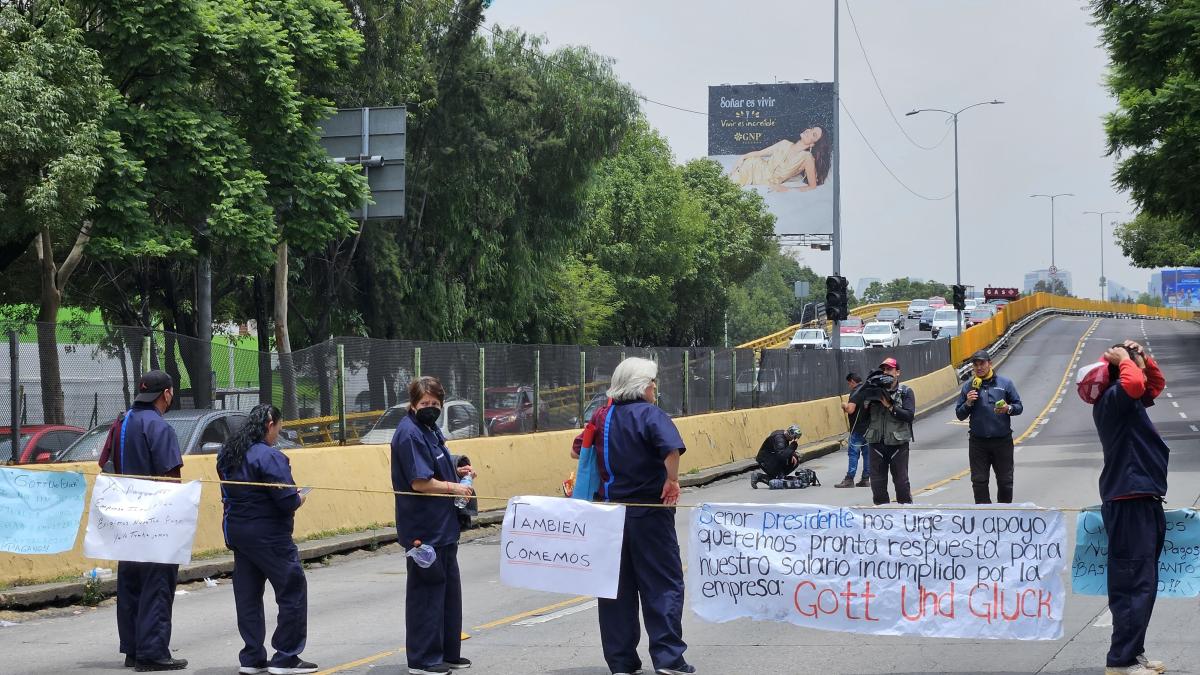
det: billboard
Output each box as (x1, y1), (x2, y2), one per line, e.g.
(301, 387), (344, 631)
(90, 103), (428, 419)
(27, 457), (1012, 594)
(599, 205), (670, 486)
(1160, 268), (1200, 309)
(708, 83), (836, 236)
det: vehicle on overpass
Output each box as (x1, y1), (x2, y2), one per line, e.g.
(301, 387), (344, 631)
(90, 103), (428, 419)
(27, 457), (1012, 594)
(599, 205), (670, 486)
(930, 308), (960, 338)
(906, 298), (929, 319)
(862, 321), (900, 348)
(935, 323), (962, 339)
(875, 308), (905, 329)
(0, 425), (85, 464)
(359, 399), (484, 444)
(839, 316), (865, 334)
(837, 334), (867, 351)
(968, 303), (997, 326)
(928, 295), (947, 309)
(789, 328), (828, 349)
(918, 307), (936, 331)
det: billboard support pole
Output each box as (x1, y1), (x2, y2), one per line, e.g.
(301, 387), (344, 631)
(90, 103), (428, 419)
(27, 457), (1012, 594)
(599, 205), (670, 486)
(830, 0), (842, 351)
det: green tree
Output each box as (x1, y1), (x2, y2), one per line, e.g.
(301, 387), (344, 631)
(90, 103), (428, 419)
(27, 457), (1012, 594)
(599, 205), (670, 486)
(725, 251), (821, 345)
(860, 278), (951, 303)
(1033, 278), (1071, 297)
(1112, 215), (1200, 269)
(1134, 292), (1164, 307)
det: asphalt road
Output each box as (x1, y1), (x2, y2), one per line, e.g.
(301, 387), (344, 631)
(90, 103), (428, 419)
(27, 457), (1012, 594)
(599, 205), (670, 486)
(2, 317), (1198, 675)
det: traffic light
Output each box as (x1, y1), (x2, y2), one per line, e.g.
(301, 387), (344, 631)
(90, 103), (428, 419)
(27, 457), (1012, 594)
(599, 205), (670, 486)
(952, 284), (967, 311)
(825, 275), (849, 320)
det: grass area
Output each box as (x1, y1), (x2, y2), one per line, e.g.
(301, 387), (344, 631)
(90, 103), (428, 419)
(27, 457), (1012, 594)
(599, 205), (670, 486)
(298, 522), (394, 543)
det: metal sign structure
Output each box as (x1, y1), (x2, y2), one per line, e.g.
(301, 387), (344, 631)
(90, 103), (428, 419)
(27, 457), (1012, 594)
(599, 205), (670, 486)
(318, 106), (406, 220)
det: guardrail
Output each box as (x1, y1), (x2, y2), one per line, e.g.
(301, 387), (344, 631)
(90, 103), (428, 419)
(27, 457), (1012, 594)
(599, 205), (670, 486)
(737, 300), (910, 350)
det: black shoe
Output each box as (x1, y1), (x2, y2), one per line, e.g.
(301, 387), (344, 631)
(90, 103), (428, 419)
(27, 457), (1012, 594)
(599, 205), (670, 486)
(408, 666), (451, 675)
(444, 658), (472, 669)
(134, 658), (188, 672)
(124, 655), (135, 668)
(856, 477), (870, 487)
(269, 660), (318, 675)
(656, 666), (697, 675)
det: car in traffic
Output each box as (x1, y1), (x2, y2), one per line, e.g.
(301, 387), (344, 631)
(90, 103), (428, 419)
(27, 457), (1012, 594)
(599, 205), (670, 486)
(0, 425), (85, 464)
(906, 299), (929, 319)
(918, 307), (937, 331)
(862, 321), (900, 348)
(934, 324), (962, 339)
(967, 304), (997, 326)
(359, 399), (485, 444)
(838, 316), (865, 334)
(927, 296), (947, 309)
(484, 386), (549, 435)
(55, 409), (300, 464)
(908, 337), (936, 345)
(930, 308), (961, 339)
(963, 299), (978, 317)
(836, 334), (868, 351)
(875, 308), (905, 329)
(789, 328), (828, 349)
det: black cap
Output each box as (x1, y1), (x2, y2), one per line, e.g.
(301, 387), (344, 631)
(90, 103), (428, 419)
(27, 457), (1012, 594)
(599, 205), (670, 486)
(969, 350), (991, 363)
(135, 370), (173, 403)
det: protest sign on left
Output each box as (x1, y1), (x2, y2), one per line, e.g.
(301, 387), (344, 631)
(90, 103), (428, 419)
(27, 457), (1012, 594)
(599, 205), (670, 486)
(0, 467), (88, 554)
(84, 474), (202, 565)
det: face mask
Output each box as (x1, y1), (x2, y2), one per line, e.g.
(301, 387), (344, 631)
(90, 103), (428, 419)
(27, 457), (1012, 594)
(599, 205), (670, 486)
(415, 406), (441, 427)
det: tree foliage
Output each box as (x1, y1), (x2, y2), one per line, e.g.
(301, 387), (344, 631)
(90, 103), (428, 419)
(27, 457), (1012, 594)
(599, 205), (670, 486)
(860, 278), (951, 304)
(1033, 278), (1071, 297)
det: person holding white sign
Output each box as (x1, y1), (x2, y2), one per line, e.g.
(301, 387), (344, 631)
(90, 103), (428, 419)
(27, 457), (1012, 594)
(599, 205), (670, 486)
(110, 370), (188, 672)
(587, 357), (695, 675)
(217, 404), (316, 675)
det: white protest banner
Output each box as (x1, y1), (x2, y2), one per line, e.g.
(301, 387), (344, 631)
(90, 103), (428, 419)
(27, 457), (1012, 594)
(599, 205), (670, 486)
(500, 495), (625, 599)
(690, 502), (1066, 640)
(84, 475), (202, 565)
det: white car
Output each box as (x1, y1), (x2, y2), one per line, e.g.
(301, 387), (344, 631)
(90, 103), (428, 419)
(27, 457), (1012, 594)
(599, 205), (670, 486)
(789, 328), (828, 349)
(930, 308), (962, 339)
(358, 399), (485, 444)
(836, 334), (868, 351)
(963, 299), (978, 317)
(861, 321), (900, 348)
(906, 299), (929, 319)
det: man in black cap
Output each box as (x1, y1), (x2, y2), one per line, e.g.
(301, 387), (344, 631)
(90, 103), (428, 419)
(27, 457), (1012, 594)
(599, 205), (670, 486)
(111, 370), (188, 671)
(954, 350), (1023, 503)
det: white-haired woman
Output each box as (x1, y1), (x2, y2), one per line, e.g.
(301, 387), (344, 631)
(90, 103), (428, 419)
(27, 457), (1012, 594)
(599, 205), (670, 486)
(583, 357), (694, 675)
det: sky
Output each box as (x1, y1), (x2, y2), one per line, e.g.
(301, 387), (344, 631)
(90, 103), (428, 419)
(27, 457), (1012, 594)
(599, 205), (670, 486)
(483, 0), (1153, 299)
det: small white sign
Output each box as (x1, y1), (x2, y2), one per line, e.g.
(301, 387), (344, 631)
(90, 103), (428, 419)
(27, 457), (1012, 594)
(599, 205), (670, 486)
(84, 475), (202, 565)
(500, 496), (626, 599)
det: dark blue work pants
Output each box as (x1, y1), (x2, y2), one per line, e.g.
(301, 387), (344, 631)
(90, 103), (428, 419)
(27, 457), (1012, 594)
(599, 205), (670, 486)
(116, 561), (178, 661)
(598, 507), (688, 674)
(230, 540), (308, 668)
(1102, 497), (1166, 668)
(405, 544), (462, 669)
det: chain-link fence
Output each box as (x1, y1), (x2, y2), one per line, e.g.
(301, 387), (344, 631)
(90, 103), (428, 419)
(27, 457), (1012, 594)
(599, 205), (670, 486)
(2, 323), (953, 463)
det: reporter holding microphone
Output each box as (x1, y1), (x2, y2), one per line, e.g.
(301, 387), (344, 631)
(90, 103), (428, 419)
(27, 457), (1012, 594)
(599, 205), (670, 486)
(954, 350), (1023, 503)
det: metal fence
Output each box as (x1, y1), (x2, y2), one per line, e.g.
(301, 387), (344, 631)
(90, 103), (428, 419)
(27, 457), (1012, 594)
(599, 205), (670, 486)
(2, 323), (952, 459)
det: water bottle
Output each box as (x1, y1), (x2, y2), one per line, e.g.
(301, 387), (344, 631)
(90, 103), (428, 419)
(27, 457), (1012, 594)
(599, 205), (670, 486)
(454, 475), (474, 509)
(406, 540), (436, 568)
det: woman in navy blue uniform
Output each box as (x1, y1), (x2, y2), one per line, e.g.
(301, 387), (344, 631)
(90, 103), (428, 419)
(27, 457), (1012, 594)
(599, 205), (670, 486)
(391, 376), (475, 675)
(587, 357), (694, 675)
(217, 404), (316, 675)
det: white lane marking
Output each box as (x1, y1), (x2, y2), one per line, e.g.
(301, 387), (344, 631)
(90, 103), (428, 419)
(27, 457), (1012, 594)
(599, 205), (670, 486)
(1039, 418), (1050, 425)
(1190, 425), (1199, 433)
(1028, 431), (1039, 439)
(1172, 401), (1180, 408)
(1166, 392), (1174, 398)
(1056, 397), (1064, 405)
(513, 599), (598, 626)
(1094, 609), (1113, 628)
(1180, 412), (1189, 419)
(1049, 407), (1058, 414)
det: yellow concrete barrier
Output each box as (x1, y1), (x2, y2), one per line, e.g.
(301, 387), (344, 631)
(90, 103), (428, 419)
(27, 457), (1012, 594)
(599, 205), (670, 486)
(0, 365), (961, 587)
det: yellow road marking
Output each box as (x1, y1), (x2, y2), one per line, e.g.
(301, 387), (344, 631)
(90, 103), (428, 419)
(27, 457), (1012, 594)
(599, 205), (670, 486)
(472, 594), (592, 630)
(315, 648), (402, 674)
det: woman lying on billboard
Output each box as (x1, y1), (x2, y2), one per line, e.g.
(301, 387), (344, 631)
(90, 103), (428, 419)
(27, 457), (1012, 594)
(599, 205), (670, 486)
(728, 126), (833, 192)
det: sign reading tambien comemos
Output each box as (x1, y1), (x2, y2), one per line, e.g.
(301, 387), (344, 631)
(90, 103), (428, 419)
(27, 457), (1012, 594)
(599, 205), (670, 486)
(689, 503), (1066, 640)
(500, 496), (626, 599)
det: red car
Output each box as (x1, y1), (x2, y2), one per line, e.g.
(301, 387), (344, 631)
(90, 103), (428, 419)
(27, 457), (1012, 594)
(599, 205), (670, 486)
(927, 296), (947, 309)
(484, 386), (548, 435)
(0, 425), (86, 464)
(839, 316), (865, 334)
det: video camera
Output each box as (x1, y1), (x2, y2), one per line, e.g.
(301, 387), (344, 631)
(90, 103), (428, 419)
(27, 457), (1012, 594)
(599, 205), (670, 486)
(854, 369), (902, 407)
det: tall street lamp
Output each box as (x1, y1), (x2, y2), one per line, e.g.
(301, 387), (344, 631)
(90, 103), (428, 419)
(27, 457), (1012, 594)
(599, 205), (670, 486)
(906, 100), (1005, 333)
(1030, 193), (1073, 281)
(1083, 210), (1119, 301)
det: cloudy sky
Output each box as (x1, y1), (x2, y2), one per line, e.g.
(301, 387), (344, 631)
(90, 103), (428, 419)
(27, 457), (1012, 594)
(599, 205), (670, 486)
(484, 0), (1149, 299)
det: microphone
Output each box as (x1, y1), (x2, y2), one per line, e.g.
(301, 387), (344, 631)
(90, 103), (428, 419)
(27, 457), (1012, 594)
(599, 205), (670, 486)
(971, 376), (983, 391)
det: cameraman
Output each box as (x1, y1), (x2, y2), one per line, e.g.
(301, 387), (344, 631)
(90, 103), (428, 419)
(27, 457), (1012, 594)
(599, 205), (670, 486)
(852, 357), (915, 505)
(750, 425), (802, 489)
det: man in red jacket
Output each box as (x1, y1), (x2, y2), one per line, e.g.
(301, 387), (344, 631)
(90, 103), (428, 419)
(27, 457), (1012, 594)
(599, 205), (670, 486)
(1092, 340), (1168, 675)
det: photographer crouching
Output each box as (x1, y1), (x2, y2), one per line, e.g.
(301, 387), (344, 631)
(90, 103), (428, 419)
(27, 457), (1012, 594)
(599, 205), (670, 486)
(845, 357), (916, 504)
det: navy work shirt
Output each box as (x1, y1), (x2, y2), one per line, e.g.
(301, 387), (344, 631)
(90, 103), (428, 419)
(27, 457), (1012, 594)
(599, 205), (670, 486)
(116, 402), (183, 477)
(219, 441), (302, 546)
(391, 411), (460, 548)
(954, 373), (1023, 439)
(1093, 365), (1170, 502)
(595, 400), (686, 504)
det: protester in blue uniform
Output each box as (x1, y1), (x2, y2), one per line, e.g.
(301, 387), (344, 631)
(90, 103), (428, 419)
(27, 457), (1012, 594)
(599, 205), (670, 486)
(391, 376), (475, 675)
(954, 350), (1023, 503)
(1089, 340), (1169, 675)
(585, 357), (695, 675)
(109, 370), (187, 672)
(217, 404), (315, 675)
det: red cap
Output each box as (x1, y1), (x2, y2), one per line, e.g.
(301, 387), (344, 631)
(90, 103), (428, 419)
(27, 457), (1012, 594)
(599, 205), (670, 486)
(879, 357), (899, 370)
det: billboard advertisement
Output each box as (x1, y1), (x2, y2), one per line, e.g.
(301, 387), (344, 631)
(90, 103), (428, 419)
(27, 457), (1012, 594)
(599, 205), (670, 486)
(708, 83), (836, 236)
(1160, 268), (1200, 309)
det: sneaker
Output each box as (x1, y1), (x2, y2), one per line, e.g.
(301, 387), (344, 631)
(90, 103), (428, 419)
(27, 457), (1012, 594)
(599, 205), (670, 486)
(1137, 654), (1167, 673)
(409, 666), (452, 675)
(656, 666), (696, 675)
(445, 658), (472, 670)
(1105, 665), (1157, 675)
(856, 477), (870, 487)
(833, 477), (855, 488)
(613, 671), (644, 675)
(133, 658), (188, 672)
(239, 667), (268, 675)
(269, 661), (318, 675)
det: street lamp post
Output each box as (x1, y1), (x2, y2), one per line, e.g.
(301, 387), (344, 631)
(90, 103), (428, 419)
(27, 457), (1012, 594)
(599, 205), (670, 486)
(906, 100), (1004, 334)
(1030, 193), (1073, 281)
(1083, 210), (1119, 301)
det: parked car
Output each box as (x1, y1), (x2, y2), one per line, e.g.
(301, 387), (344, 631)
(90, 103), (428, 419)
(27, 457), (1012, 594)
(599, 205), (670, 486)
(930, 308), (961, 339)
(906, 299), (929, 319)
(836, 334), (868, 351)
(789, 328), (828, 349)
(55, 409), (299, 464)
(359, 399), (484, 444)
(838, 316), (865, 334)
(875, 308), (905, 329)
(967, 304), (997, 326)
(569, 393), (609, 427)
(484, 386), (548, 435)
(918, 307), (937, 331)
(0, 425), (85, 464)
(862, 321), (900, 348)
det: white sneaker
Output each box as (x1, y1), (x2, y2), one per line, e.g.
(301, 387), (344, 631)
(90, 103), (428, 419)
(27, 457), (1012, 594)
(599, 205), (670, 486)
(239, 668), (267, 675)
(1105, 665), (1157, 675)
(1137, 654), (1167, 673)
